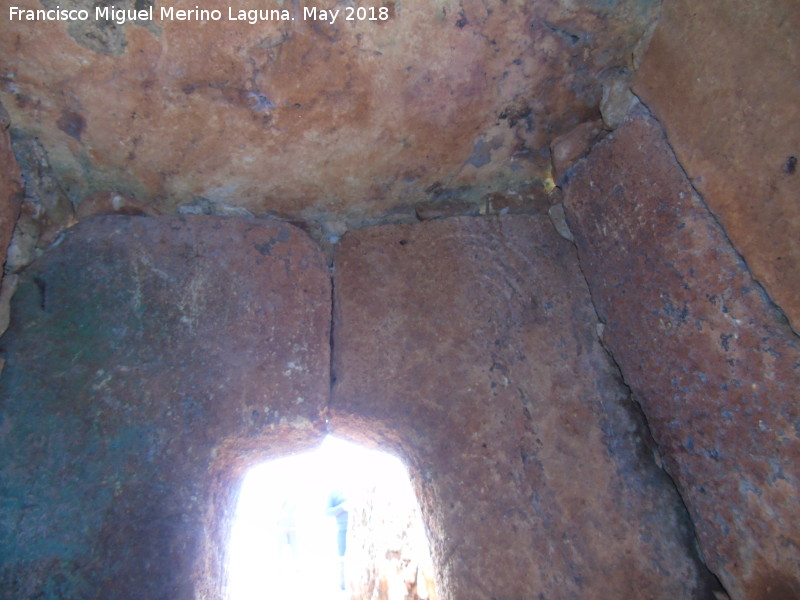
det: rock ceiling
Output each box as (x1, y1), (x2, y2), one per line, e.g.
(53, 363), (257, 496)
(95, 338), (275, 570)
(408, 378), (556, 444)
(0, 0), (658, 227)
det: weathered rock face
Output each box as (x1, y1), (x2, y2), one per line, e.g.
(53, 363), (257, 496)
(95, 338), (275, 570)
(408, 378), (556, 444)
(0, 103), (22, 263)
(0, 216), (331, 598)
(563, 113), (800, 600)
(0, 102), (23, 332)
(331, 216), (721, 600)
(0, 0), (657, 225)
(633, 0), (800, 332)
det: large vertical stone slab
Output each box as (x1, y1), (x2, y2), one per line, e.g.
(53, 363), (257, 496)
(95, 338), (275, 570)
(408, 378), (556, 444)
(0, 216), (330, 599)
(633, 0), (800, 332)
(332, 216), (720, 600)
(563, 113), (800, 600)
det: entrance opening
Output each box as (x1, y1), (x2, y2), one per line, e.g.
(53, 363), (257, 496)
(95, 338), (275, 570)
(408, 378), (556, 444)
(227, 435), (438, 600)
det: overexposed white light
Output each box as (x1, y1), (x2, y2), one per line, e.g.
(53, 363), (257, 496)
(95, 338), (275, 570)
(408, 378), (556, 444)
(227, 435), (415, 600)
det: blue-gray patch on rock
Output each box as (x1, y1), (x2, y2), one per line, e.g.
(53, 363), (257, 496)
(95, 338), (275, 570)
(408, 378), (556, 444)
(40, 0), (160, 56)
(466, 138), (491, 169)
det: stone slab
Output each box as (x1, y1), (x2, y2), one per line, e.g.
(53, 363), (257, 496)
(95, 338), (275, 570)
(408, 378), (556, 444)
(0, 216), (331, 598)
(332, 216), (721, 600)
(563, 113), (800, 600)
(634, 0), (800, 332)
(0, 0), (658, 224)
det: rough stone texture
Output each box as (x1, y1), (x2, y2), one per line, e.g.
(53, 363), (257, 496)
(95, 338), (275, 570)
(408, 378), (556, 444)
(0, 216), (330, 599)
(549, 119), (605, 184)
(0, 0), (658, 225)
(0, 103), (23, 338)
(633, 0), (800, 332)
(563, 113), (800, 600)
(0, 104), (22, 276)
(599, 71), (637, 129)
(331, 216), (721, 600)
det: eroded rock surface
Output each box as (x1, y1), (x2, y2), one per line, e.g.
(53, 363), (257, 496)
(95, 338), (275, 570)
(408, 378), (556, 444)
(563, 113), (800, 600)
(0, 216), (330, 598)
(0, 104), (22, 277)
(0, 0), (658, 225)
(0, 103), (23, 335)
(634, 0), (800, 331)
(331, 216), (721, 600)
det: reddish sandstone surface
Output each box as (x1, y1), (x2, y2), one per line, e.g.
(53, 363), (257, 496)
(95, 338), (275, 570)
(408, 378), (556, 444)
(0, 216), (331, 598)
(332, 216), (721, 600)
(564, 113), (800, 600)
(0, 0), (656, 224)
(634, 0), (800, 332)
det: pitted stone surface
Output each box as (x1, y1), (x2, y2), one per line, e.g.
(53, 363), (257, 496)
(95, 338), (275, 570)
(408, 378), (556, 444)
(563, 114), (800, 600)
(332, 216), (720, 600)
(0, 1), (657, 224)
(0, 216), (330, 599)
(634, 0), (800, 332)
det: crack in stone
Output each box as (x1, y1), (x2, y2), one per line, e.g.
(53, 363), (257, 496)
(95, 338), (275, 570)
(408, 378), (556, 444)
(558, 124), (734, 599)
(632, 98), (800, 341)
(567, 218), (731, 599)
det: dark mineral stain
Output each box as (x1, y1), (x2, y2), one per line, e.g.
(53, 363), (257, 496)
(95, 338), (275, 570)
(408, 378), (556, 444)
(784, 156), (797, 174)
(32, 276), (47, 311)
(57, 109), (86, 141)
(254, 229), (291, 256)
(255, 241), (274, 256)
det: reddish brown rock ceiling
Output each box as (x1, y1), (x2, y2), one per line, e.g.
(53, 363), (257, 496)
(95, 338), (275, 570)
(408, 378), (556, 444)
(634, 0), (800, 332)
(0, 0), (657, 225)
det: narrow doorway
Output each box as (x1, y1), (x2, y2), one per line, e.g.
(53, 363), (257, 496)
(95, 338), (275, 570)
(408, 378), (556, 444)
(227, 436), (438, 600)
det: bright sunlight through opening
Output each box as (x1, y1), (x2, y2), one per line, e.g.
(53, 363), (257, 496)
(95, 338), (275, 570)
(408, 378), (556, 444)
(227, 436), (438, 600)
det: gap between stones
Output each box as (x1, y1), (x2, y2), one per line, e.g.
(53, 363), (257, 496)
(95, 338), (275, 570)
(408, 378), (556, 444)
(558, 106), (735, 598)
(631, 97), (800, 341)
(565, 216), (731, 598)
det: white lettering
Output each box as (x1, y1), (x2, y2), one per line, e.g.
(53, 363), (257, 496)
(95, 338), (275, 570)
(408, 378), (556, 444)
(161, 6), (221, 21)
(303, 7), (340, 24)
(8, 6), (88, 21)
(96, 6), (152, 25)
(228, 8), (291, 24)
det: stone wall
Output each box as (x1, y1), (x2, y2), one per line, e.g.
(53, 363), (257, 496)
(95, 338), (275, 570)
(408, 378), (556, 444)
(0, 216), (331, 598)
(563, 112), (800, 600)
(633, 0), (800, 332)
(0, 213), (724, 599)
(0, 2), (798, 597)
(331, 216), (721, 600)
